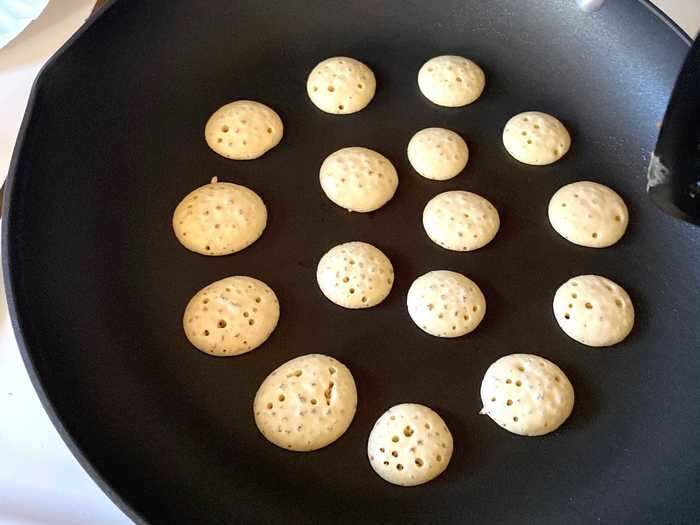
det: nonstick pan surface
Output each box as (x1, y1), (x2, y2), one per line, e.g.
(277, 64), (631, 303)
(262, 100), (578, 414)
(3, 1), (699, 523)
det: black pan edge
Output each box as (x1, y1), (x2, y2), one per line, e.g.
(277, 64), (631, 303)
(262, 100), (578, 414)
(639, 0), (694, 43)
(1, 2), (147, 523)
(0, 1), (691, 524)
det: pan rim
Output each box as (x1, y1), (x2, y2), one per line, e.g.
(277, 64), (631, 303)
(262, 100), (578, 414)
(0, 1), (691, 524)
(2, 5), (149, 525)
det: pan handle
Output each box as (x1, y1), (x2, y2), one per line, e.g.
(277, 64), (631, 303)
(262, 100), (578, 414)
(648, 37), (700, 226)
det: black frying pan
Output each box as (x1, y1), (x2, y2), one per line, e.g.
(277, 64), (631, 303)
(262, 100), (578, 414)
(3, 1), (699, 523)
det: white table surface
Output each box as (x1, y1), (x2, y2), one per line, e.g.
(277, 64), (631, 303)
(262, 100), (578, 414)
(0, 2), (697, 524)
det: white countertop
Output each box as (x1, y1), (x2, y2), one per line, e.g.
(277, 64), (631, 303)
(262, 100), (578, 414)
(654, 0), (700, 36)
(0, 2), (697, 524)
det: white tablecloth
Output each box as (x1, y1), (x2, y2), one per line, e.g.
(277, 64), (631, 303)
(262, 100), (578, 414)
(0, 2), (696, 525)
